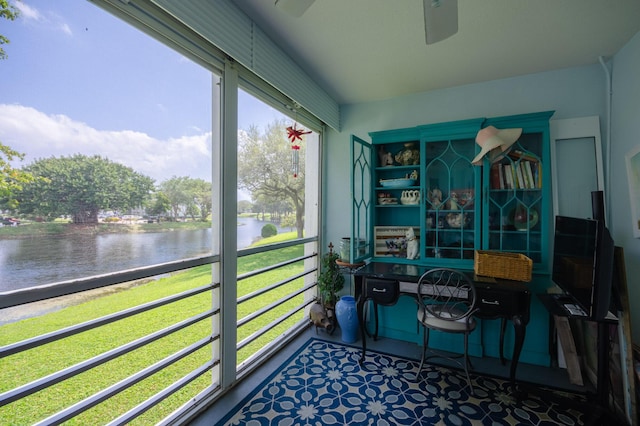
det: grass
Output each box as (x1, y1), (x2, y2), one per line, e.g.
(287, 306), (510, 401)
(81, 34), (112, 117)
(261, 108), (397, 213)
(0, 231), (309, 425)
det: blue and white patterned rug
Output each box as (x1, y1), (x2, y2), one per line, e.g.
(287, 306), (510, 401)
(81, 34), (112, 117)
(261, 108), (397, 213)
(218, 338), (585, 425)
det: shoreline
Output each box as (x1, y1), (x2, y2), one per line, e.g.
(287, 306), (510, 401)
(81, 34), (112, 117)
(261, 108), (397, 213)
(0, 221), (213, 240)
(0, 280), (148, 326)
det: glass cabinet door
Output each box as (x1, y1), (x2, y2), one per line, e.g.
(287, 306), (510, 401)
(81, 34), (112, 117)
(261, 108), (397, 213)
(423, 137), (478, 263)
(487, 132), (544, 262)
(483, 111), (554, 271)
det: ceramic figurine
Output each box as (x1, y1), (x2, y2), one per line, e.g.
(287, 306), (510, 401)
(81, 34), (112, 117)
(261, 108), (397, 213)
(309, 302), (334, 333)
(428, 188), (443, 208)
(395, 143), (420, 165)
(401, 190), (420, 205)
(447, 192), (460, 210)
(405, 227), (419, 259)
(378, 145), (394, 166)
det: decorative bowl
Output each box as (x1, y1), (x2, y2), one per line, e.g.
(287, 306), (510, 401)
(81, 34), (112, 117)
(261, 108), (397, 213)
(379, 178), (417, 188)
(378, 197), (398, 205)
(508, 207), (539, 231)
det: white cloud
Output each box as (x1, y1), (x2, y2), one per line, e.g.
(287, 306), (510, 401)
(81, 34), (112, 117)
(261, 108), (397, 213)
(0, 104), (212, 184)
(59, 23), (72, 36)
(16, 2), (72, 36)
(15, 2), (42, 22)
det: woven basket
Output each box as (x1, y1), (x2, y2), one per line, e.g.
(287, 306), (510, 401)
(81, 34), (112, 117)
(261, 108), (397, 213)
(474, 250), (532, 282)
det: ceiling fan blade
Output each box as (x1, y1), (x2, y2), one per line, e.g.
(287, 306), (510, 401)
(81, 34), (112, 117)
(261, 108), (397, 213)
(423, 0), (458, 45)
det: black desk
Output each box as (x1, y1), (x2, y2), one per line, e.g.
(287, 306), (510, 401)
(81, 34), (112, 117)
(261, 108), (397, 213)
(355, 262), (531, 385)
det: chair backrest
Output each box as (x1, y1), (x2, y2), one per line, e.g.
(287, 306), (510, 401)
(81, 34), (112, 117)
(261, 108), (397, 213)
(417, 268), (477, 321)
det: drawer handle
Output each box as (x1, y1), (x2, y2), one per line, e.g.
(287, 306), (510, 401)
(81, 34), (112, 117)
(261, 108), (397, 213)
(372, 288), (387, 293)
(482, 298), (500, 305)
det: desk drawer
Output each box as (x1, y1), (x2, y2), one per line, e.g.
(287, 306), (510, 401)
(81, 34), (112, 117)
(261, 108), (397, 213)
(364, 278), (399, 306)
(476, 286), (526, 317)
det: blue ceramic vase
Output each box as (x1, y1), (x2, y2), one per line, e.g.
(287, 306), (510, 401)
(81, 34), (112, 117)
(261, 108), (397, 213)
(335, 295), (359, 343)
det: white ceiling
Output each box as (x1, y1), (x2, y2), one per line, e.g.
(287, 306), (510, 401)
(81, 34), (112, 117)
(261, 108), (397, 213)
(234, 0), (640, 105)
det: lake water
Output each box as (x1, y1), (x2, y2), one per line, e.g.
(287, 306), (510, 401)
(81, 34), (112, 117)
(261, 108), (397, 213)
(0, 217), (288, 292)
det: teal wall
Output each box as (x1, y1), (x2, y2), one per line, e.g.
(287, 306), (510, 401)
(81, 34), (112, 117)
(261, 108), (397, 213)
(324, 30), (640, 345)
(610, 31), (640, 345)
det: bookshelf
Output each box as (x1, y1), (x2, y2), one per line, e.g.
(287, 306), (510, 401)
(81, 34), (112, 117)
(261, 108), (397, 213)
(350, 111), (554, 272)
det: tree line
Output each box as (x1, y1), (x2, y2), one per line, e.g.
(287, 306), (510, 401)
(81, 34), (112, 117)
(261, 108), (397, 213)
(2, 153), (210, 224)
(1, 119), (308, 236)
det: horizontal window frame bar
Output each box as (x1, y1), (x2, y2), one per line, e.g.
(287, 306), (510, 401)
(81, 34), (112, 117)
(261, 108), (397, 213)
(237, 252), (317, 283)
(0, 309), (216, 406)
(236, 321), (310, 376)
(0, 255), (217, 310)
(35, 336), (215, 426)
(237, 281), (315, 329)
(236, 236), (317, 258)
(108, 359), (219, 426)
(237, 298), (314, 351)
(237, 268), (314, 305)
(0, 283), (215, 357)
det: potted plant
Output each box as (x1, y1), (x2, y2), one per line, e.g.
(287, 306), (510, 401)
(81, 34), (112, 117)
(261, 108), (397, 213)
(317, 243), (345, 309)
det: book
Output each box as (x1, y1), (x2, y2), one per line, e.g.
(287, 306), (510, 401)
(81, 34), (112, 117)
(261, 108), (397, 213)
(521, 161), (528, 188)
(517, 162), (527, 188)
(532, 162), (541, 187)
(504, 164), (514, 189)
(490, 163), (501, 189)
(515, 162), (525, 189)
(524, 161), (535, 189)
(498, 164), (505, 189)
(508, 149), (538, 163)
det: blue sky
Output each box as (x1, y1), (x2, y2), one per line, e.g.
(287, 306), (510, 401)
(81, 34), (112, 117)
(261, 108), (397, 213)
(0, 0), (285, 183)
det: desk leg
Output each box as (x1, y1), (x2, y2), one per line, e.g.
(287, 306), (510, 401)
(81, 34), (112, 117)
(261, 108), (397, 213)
(373, 302), (379, 341)
(357, 296), (367, 365)
(510, 315), (526, 385)
(499, 318), (507, 365)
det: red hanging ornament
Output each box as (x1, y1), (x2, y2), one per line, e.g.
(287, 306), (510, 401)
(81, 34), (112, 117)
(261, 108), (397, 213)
(286, 123), (311, 143)
(286, 123), (310, 177)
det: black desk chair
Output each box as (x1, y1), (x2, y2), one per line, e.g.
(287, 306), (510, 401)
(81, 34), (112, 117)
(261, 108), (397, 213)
(415, 268), (478, 394)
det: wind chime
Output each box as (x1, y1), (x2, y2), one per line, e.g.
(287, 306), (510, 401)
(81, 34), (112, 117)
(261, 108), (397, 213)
(286, 118), (311, 178)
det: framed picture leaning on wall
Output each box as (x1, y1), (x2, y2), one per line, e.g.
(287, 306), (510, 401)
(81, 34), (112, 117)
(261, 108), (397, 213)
(624, 145), (640, 238)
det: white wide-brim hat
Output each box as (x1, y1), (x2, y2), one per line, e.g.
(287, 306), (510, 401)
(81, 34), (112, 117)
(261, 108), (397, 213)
(472, 126), (523, 165)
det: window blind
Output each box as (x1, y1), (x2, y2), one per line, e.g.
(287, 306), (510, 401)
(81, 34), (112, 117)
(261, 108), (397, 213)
(145, 0), (340, 131)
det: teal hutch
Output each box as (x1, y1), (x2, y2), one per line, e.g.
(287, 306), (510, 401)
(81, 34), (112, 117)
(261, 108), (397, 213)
(349, 111), (556, 367)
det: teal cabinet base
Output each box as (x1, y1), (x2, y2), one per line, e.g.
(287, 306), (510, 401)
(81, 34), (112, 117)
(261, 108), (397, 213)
(365, 293), (552, 367)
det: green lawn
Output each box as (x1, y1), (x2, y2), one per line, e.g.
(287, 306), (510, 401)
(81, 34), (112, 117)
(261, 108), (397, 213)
(0, 231), (309, 425)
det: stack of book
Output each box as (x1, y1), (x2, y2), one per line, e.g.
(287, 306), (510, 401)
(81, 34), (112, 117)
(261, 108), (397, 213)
(490, 150), (541, 190)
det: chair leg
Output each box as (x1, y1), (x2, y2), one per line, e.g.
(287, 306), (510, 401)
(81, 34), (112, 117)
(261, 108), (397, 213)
(416, 326), (429, 381)
(463, 332), (474, 395)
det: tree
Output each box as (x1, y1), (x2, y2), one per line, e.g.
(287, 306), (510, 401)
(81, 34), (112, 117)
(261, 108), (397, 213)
(280, 214), (296, 230)
(1, 0), (20, 60)
(0, 142), (37, 210)
(189, 178), (212, 222)
(238, 119), (306, 237)
(237, 199), (253, 214)
(17, 155), (154, 223)
(159, 176), (191, 220)
(159, 176), (211, 222)
(0, 2), (33, 210)
(147, 191), (171, 218)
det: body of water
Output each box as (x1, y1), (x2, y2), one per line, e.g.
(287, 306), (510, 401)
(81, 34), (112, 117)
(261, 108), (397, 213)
(0, 217), (288, 292)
